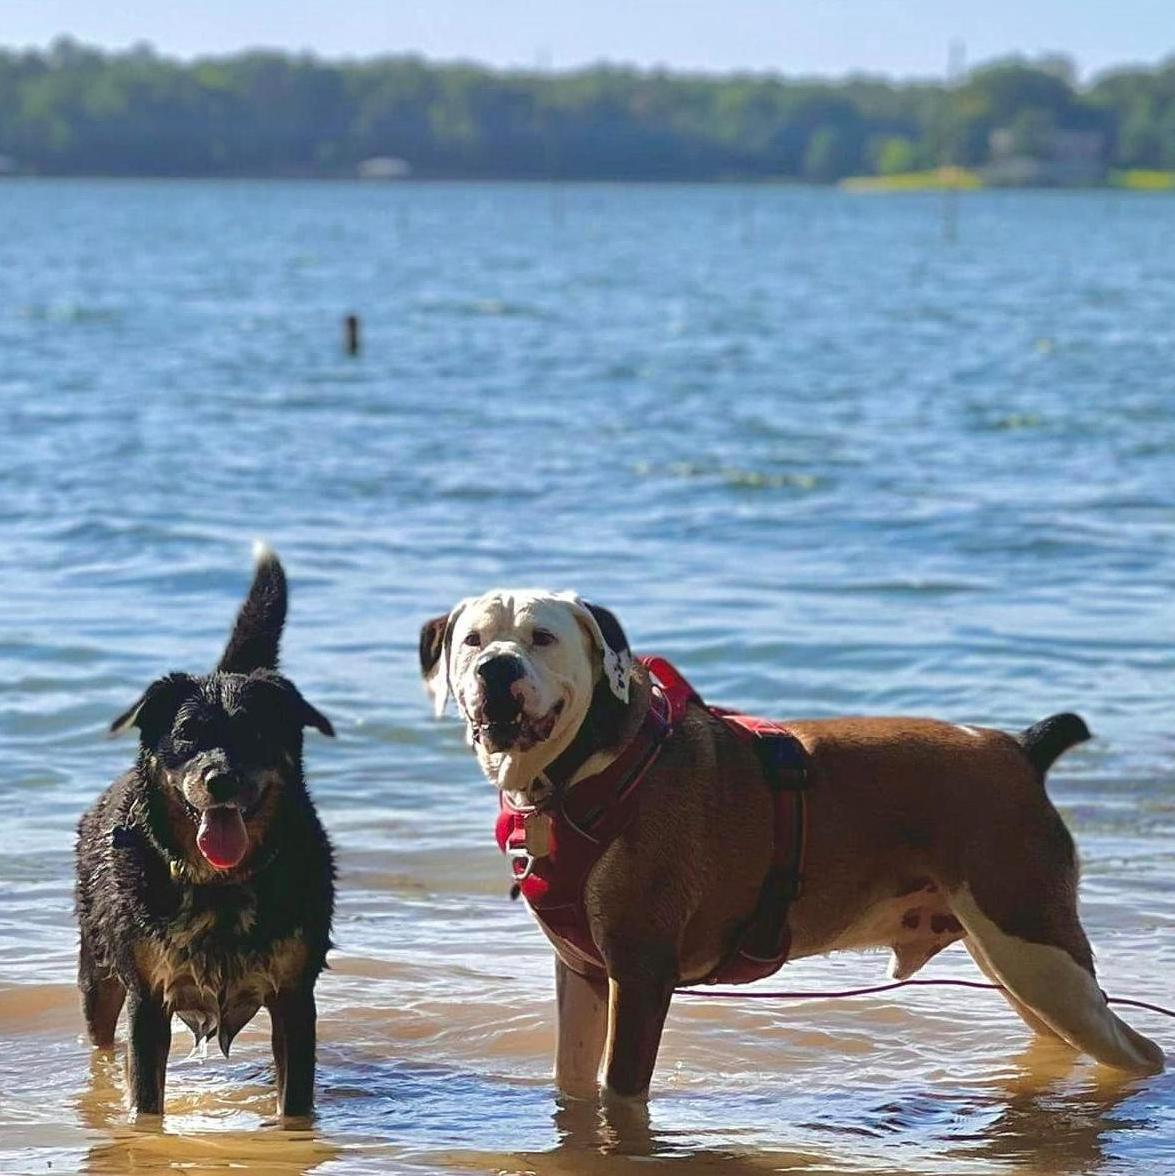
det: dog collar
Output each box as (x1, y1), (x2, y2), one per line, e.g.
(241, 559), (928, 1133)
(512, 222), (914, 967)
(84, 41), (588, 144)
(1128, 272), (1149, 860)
(110, 819), (283, 886)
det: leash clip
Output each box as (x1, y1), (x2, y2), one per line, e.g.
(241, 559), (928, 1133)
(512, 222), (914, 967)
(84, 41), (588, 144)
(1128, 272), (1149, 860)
(507, 844), (535, 883)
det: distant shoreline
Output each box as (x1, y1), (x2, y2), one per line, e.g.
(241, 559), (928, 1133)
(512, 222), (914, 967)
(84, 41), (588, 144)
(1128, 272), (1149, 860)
(3, 41), (1174, 188)
(2, 173), (1174, 191)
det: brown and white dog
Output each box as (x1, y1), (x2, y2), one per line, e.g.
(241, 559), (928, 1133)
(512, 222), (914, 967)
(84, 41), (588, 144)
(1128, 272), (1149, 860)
(420, 590), (1165, 1101)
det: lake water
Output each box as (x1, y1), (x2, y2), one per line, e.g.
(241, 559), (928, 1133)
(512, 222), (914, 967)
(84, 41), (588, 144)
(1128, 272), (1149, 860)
(0, 180), (1173, 1175)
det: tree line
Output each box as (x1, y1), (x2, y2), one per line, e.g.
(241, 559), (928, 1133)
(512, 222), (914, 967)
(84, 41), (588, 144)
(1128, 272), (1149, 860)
(1, 39), (1173, 181)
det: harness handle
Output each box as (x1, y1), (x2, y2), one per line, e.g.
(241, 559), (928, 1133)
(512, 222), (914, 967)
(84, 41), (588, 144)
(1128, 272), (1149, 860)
(638, 655), (700, 722)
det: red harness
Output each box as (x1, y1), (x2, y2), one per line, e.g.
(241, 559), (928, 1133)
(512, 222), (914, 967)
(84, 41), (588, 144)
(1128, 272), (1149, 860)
(494, 656), (810, 984)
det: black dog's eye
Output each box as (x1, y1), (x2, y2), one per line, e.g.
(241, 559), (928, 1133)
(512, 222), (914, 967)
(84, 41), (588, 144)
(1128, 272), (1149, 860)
(532, 629), (557, 648)
(242, 728), (271, 757)
(462, 631), (482, 648)
(228, 712), (273, 757)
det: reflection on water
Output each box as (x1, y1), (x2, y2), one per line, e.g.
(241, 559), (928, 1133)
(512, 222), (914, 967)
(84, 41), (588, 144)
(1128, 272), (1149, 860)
(76, 1048), (338, 1175)
(83, 1129), (340, 1176)
(1, 181), (1173, 1174)
(13, 994), (1165, 1175)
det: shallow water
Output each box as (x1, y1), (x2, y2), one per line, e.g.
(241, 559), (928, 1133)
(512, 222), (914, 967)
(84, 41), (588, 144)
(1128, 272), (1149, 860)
(0, 180), (1173, 1175)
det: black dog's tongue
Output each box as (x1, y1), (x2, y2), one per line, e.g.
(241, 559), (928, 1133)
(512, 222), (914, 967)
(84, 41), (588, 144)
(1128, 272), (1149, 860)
(195, 806), (249, 870)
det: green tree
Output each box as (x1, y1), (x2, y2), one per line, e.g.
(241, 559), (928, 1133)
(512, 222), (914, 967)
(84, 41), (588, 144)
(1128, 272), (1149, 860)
(803, 125), (854, 181)
(0, 42), (1162, 182)
(874, 135), (917, 174)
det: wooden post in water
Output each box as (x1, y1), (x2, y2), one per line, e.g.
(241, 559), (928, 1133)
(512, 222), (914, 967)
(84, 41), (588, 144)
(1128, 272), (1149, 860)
(344, 314), (361, 356)
(537, 47), (564, 228)
(942, 40), (966, 244)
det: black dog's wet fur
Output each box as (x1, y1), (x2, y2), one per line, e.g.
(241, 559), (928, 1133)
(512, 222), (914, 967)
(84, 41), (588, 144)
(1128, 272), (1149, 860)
(75, 550), (335, 1118)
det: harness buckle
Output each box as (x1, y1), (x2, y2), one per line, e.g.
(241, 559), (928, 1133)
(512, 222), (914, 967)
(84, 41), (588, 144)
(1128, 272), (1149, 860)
(506, 844), (536, 882)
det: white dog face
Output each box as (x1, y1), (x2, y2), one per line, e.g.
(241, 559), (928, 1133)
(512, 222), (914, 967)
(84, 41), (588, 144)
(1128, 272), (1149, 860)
(420, 590), (632, 793)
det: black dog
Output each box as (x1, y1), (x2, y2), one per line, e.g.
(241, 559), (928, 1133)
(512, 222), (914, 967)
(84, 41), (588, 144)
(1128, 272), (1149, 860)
(75, 546), (336, 1118)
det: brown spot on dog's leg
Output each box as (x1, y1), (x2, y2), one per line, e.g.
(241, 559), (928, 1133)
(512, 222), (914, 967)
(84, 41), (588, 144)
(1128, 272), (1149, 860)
(79, 939), (126, 1049)
(901, 910), (921, 930)
(83, 974), (126, 1048)
(931, 914), (962, 935)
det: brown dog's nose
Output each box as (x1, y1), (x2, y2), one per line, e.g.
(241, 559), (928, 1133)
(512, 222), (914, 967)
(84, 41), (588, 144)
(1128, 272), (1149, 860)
(477, 654), (525, 695)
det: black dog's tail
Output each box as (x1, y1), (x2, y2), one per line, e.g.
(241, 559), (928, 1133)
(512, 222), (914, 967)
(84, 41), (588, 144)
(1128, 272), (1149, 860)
(1016, 712), (1091, 781)
(217, 542), (287, 673)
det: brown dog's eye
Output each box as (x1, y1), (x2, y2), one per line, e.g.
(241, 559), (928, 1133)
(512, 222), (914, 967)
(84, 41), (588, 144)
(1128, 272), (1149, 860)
(532, 629), (557, 647)
(462, 631), (482, 648)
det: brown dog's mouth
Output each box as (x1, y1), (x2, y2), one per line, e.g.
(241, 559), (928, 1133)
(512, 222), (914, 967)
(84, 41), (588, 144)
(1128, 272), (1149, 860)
(475, 700), (565, 753)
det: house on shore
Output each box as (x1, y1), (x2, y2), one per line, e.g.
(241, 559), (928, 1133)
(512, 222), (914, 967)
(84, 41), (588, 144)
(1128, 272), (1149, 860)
(982, 128), (1106, 187)
(357, 156), (412, 180)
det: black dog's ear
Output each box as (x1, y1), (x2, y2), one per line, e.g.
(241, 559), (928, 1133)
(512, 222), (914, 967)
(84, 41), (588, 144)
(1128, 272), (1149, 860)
(218, 543), (287, 674)
(298, 695), (335, 738)
(247, 672), (335, 738)
(110, 672), (197, 740)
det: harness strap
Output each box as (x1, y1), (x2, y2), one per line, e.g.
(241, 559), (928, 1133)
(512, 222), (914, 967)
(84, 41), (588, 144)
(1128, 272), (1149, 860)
(636, 655), (698, 722)
(702, 709), (809, 982)
(497, 656), (812, 987)
(641, 658), (811, 983)
(497, 675), (678, 974)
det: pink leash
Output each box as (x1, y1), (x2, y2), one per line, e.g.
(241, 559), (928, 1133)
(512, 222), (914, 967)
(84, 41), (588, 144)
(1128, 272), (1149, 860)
(678, 977), (1175, 1019)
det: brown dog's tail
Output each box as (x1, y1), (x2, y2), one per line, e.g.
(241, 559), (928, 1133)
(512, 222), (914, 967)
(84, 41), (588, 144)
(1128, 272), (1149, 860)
(1017, 712), (1091, 780)
(217, 542), (287, 674)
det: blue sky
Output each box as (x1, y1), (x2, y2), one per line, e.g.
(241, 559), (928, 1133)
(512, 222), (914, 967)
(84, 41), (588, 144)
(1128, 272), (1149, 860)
(7, 1), (1172, 78)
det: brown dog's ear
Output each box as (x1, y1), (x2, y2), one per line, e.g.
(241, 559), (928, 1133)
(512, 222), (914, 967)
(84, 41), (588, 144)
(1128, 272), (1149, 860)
(419, 614), (448, 680)
(419, 600), (470, 716)
(561, 596), (633, 704)
(110, 672), (197, 741)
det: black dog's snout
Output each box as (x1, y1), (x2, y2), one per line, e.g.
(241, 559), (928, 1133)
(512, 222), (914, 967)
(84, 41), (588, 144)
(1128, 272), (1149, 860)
(477, 654), (525, 694)
(205, 772), (240, 804)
